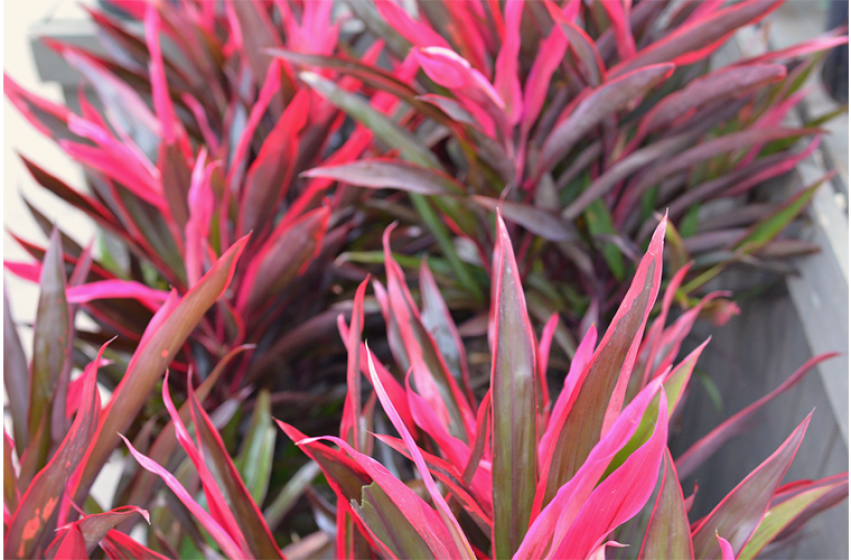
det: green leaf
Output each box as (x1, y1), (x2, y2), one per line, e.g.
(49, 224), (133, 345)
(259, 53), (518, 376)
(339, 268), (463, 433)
(694, 369), (724, 414)
(663, 341), (708, 415)
(351, 483), (435, 560)
(263, 461), (321, 530)
(236, 389), (276, 505)
(738, 484), (836, 560)
(734, 175), (826, 250)
(585, 199), (626, 281)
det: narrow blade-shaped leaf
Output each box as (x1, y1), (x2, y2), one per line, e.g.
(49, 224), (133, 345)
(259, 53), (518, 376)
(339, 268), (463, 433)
(691, 414), (813, 559)
(227, 0), (293, 105)
(638, 448), (694, 559)
(119, 435), (244, 560)
(419, 260), (475, 406)
(237, 207), (329, 315)
(538, 64), (674, 176)
(382, 226), (475, 442)
(549, 391), (668, 559)
(239, 91), (309, 237)
(48, 506), (149, 557)
(676, 353), (836, 479)
(610, 0), (783, 76)
(538, 217), (665, 507)
(100, 529), (171, 560)
(188, 384), (285, 559)
(490, 211), (539, 559)
(519, 377), (666, 560)
(4, 288), (29, 455)
(5, 344), (104, 559)
(278, 421), (454, 559)
(366, 349), (475, 559)
(472, 197), (577, 242)
(304, 158), (465, 196)
(75, 236), (248, 500)
(300, 71), (439, 169)
(28, 228), (71, 466)
(235, 389), (276, 505)
(739, 476), (848, 560)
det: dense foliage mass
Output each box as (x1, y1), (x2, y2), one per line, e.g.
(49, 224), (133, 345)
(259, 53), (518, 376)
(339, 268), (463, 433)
(3, 0), (847, 558)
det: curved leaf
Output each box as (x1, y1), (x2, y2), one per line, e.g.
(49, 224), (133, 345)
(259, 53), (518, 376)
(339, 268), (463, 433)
(304, 159), (466, 196)
(75, 236), (248, 501)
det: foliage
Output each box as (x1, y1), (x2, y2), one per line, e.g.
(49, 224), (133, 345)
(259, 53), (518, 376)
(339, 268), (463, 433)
(3, 0), (848, 558)
(281, 213), (847, 560)
(297, 0), (848, 354)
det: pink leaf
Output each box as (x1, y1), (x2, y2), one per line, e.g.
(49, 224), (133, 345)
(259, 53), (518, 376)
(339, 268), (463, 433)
(160, 372), (249, 553)
(145, 3), (179, 145)
(601, 0), (637, 61)
(537, 324), (597, 469)
(415, 47), (505, 136)
(610, 0), (783, 77)
(340, 278), (370, 450)
(493, 0), (524, 125)
(736, 32), (849, 65)
(366, 349), (475, 559)
(66, 280), (169, 311)
(549, 389), (668, 558)
(717, 534), (735, 560)
(185, 149), (216, 287)
(100, 529), (171, 560)
(374, 0), (451, 50)
(54, 525), (87, 560)
(228, 60), (283, 190)
(119, 434), (244, 560)
(519, 377), (667, 559)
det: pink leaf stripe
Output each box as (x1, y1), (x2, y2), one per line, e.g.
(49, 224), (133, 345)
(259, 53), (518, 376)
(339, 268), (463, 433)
(366, 347), (476, 559)
(120, 434), (245, 560)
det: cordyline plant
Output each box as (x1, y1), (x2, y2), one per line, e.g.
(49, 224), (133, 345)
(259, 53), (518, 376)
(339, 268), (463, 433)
(2, 0), (409, 552)
(295, 0), (849, 353)
(4, 0), (426, 403)
(3, 0), (848, 558)
(280, 213), (847, 560)
(2, 224), (265, 558)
